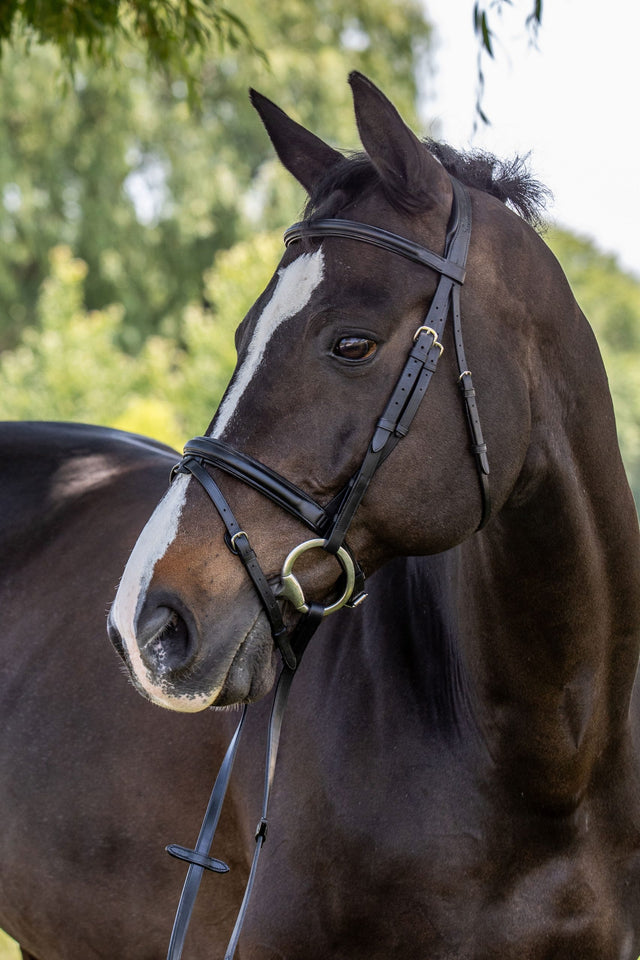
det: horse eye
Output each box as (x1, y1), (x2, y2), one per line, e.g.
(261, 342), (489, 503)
(332, 337), (377, 362)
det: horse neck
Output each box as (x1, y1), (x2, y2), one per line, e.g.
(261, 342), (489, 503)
(459, 331), (640, 811)
(314, 553), (472, 738)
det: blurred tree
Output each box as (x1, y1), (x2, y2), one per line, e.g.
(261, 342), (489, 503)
(548, 227), (640, 505)
(0, 1), (256, 84)
(0, 244), (182, 442)
(0, 928), (17, 960)
(0, 232), (282, 448)
(0, 0), (430, 350)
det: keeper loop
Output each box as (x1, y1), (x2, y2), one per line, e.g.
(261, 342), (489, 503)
(166, 843), (230, 874)
(255, 818), (269, 842)
(225, 530), (249, 556)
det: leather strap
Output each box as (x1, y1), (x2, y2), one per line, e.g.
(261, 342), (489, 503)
(284, 218), (466, 284)
(166, 707), (247, 960)
(223, 603), (323, 960)
(166, 605), (324, 960)
(178, 458), (296, 669)
(181, 438), (329, 534)
(175, 441), (368, 610)
(321, 177), (486, 552)
(322, 325), (446, 554)
(452, 294), (491, 529)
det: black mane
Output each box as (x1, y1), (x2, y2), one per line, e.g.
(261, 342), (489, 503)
(305, 141), (550, 229)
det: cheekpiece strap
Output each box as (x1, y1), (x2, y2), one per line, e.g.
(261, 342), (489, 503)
(178, 456), (296, 669)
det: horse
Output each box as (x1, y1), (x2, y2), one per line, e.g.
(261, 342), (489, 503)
(0, 423), (452, 959)
(107, 72), (640, 959)
(0, 422), (257, 959)
(1, 70), (639, 959)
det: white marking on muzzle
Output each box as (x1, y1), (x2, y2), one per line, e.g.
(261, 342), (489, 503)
(211, 248), (325, 439)
(111, 473), (191, 703)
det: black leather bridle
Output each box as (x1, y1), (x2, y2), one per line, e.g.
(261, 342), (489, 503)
(165, 176), (490, 959)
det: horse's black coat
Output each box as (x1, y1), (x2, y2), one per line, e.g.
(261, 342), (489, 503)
(4, 73), (640, 959)
(0, 424), (250, 958)
(0, 424), (464, 959)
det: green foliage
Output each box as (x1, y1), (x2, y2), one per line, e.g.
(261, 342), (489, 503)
(547, 227), (640, 505)
(0, 1), (256, 84)
(0, 245), (179, 435)
(0, 233), (282, 447)
(472, 0), (543, 124)
(473, 0), (543, 61)
(0, 1), (429, 351)
(0, 929), (18, 960)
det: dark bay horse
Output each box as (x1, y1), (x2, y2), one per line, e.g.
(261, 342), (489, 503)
(0, 423), (452, 959)
(2, 71), (640, 960)
(107, 73), (640, 958)
(0, 422), (260, 959)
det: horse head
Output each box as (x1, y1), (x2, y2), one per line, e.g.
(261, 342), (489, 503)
(108, 73), (569, 712)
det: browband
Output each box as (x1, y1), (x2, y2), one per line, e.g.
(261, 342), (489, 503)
(284, 218), (467, 284)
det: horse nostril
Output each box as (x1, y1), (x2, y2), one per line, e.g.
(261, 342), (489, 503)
(138, 605), (193, 675)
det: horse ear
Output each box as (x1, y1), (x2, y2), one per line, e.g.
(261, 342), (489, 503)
(250, 89), (344, 194)
(348, 72), (449, 211)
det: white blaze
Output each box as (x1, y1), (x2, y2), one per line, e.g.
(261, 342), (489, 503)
(111, 472), (189, 650)
(211, 248), (325, 438)
(110, 248), (324, 709)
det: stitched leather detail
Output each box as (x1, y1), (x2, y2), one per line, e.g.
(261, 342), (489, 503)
(183, 437), (328, 532)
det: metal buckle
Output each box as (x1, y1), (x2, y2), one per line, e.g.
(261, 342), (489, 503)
(224, 530), (250, 556)
(279, 539), (356, 617)
(413, 325), (444, 356)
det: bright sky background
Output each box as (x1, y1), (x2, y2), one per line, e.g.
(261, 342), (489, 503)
(420, 0), (640, 278)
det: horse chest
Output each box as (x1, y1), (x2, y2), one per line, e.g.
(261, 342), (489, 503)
(238, 719), (640, 960)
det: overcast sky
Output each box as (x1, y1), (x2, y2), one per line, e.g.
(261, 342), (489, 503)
(420, 0), (640, 277)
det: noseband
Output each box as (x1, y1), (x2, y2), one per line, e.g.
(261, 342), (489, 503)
(165, 176), (490, 959)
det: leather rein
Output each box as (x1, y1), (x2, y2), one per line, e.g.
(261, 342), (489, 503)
(164, 176), (489, 959)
